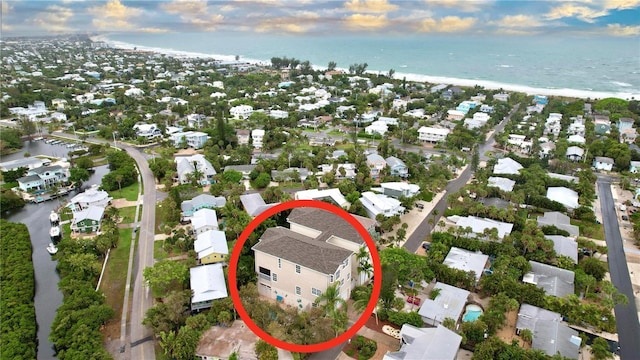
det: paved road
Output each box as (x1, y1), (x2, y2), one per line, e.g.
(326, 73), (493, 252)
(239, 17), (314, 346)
(124, 144), (157, 360)
(404, 104), (520, 253)
(597, 178), (640, 360)
(50, 131), (157, 359)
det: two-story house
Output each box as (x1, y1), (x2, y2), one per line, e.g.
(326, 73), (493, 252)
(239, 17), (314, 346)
(418, 126), (450, 143)
(17, 165), (69, 192)
(385, 156), (408, 178)
(252, 208), (376, 310)
(366, 153), (387, 179)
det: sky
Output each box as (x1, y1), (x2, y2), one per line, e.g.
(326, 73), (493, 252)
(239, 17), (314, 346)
(1, 0), (639, 37)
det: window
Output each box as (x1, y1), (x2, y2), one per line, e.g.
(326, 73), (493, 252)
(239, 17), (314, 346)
(335, 270), (341, 279)
(272, 273), (278, 282)
(329, 275), (334, 283)
(312, 287), (322, 296)
(295, 286), (301, 295)
(347, 272), (350, 280)
(278, 258), (281, 268)
(295, 264), (301, 274)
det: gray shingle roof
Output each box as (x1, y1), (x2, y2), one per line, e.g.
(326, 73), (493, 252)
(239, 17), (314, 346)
(240, 193), (279, 217)
(516, 304), (580, 359)
(253, 227), (352, 274)
(523, 261), (575, 297)
(286, 207), (374, 245)
(537, 212), (580, 237)
(544, 235), (578, 263)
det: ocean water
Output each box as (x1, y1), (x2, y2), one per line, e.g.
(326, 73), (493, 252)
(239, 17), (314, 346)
(104, 32), (640, 99)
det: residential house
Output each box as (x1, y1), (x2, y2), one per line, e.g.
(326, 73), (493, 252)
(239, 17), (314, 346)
(195, 320), (259, 360)
(366, 153), (387, 179)
(567, 134), (585, 145)
(548, 173), (578, 183)
(181, 194), (227, 217)
(537, 212), (579, 237)
(544, 113), (562, 137)
(487, 176), (516, 192)
(430, 84), (448, 93)
(224, 165), (257, 180)
(68, 185), (112, 212)
(418, 282), (470, 326)
(404, 109), (426, 119)
(480, 104), (494, 113)
(240, 193), (279, 217)
(592, 156), (614, 172)
(187, 114), (207, 128)
(450, 215), (514, 240)
(236, 129), (250, 146)
(493, 158), (523, 175)
(593, 115), (611, 135)
(359, 191), (405, 218)
(544, 235), (578, 264)
(418, 126), (450, 143)
(191, 208), (219, 235)
(271, 168), (309, 182)
(567, 117), (585, 136)
(374, 182), (420, 198)
(523, 261), (575, 298)
(618, 117), (634, 132)
(630, 161), (640, 173)
(533, 95), (548, 105)
(383, 324), (462, 360)
(17, 165), (69, 192)
(252, 207), (375, 309)
(493, 93), (509, 102)
(446, 109), (465, 121)
(319, 163), (357, 180)
(332, 150), (348, 160)
(190, 263), (228, 311)
(565, 146), (585, 162)
(516, 304), (581, 359)
(251, 129), (265, 149)
(386, 156), (408, 178)
(230, 105), (254, 120)
(175, 154), (217, 185)
(71, 205), (105, 233)
(443, 247), (489, 283)
(539, 141), (556, 158)
(269, 110), (289, 119)
(547, 187), (579, 210)
(133, 123), (162, 139)
(194, 230), (228, 264)
(365, 120), (389, 136)
(294, 188), (349, 208)
(620, 127), (637, 144)
(0, 156), (49, 172)
(170, 131), (210, 149)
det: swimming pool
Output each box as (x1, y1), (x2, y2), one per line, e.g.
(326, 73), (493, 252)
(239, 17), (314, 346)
(462, 304), (483, 322)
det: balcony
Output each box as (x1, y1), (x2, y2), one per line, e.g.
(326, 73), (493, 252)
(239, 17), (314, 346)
(259, 273), (271, 281)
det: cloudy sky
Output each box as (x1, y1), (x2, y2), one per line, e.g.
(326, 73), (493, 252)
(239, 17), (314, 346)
(2, 0), (639, 37)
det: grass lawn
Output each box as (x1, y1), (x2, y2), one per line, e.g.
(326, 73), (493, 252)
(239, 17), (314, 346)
(118, 206), (137, 224)
(154, 240), (168, 261)
(1, 182), (17, 189)
(571, 219), (605, 240)
(100, 228), (134, 339)
(60, 206), (73, 222)
(108, 181), (139, 201)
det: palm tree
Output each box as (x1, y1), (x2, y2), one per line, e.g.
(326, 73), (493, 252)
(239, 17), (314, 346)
(115, 174), (124, 196)
(357, 262), (373, 285)
(314, 283), (347, 313)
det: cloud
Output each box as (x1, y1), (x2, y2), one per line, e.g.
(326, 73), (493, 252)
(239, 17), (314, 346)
(493, 14), (544, 28)
(30, 5), (74, 33)
(607, 23), (640, 36)
(425, 0), (491, 12)
(139, 27), (170, 33)
(255, 11), (320, 33)
(88, 0), (143, 30)
(1, 1), (11, 15)
(345, 14), (389, 29)
(545, 3), (608, 22)
(604, 0), (640, 9)
(189, 14), (225, 31)
(344, 0), (398, 13)
(417, 16), (476, 32)
(495, 29), (541, 36)
(160, 0), (208, 15)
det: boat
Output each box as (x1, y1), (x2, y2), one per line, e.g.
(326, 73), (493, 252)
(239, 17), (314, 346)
(50, 226), (61, 243)
(49, 211), (60, 226)
(46, 243), (58, 255)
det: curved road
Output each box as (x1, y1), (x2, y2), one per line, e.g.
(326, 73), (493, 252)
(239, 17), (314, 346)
(597, 178), (640, 360)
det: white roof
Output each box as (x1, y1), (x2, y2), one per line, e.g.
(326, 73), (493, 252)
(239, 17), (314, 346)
(544, 235), (578, 263)
(360, 191), (404, 216)
(453, 215), (514, 239)
(190, 263), (228, 304)
(487, 176), (516, 192)
(191, 209), (218, 230)
(493, 158), (523, 175)
(380, 182), (420, 196)
(418, 126), (450, 135)
(69, 185), (112, 205)
(443, 247), (489, 282)
(384, 324), (462, 360)
(547, 187), (579, 209)
(195, 230), (228, 258)
(295, 188), (348, 207)
(418, 282), (469, 324)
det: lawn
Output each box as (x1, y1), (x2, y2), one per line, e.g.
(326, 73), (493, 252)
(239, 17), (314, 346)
(1, 182), (17, 189)
(100, 227), (134, 340)
(60, 206), (73, 222)
(108, 181), (139, 201)
(571, 219), (605, 240)
(154, 240), (168, 261)
(118, 206), (137, 224)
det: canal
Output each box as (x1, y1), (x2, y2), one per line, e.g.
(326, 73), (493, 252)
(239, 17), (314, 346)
(2, 140), (109, 359)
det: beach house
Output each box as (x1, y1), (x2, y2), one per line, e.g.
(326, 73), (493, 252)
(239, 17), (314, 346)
(366, 153), (387, 179)
(17, 165), (69, 192)
(194, 230), (228, 265)
(230, 104), (254, 119)
(516, 304), (581, 359)
(418, 126), (450, 143)
(252, 207), (375, 310)
(385, 156), (408, 178)
(170, 131), (210, 149)
(418, 282), (470, 326)
(190, 263), (228, 311)
(175, 154), (217, 185)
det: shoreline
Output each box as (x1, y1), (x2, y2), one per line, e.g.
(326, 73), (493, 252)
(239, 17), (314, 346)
(91, 34), (640, 101)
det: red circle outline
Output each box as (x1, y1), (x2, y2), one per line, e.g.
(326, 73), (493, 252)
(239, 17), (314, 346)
(228, 199), (382, 353)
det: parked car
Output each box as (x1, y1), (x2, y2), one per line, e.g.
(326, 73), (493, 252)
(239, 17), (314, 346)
(422, 242), (431, 251)
(622, 215), (629, 221)
(416, 203), (425, 209)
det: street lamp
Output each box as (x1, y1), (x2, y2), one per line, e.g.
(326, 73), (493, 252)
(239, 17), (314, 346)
(112, 132), (117, 148)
